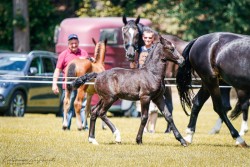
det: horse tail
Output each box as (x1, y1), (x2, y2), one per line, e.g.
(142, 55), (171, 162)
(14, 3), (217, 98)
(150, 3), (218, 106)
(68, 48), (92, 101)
(66, 63), (76, 91)
(176, 39), (197, 116)
(72, 72), (98, 89)
(229, 100), (242, 120)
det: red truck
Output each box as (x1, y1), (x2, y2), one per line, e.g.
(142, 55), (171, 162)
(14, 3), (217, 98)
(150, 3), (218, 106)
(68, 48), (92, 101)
(54, 17), (152, 115)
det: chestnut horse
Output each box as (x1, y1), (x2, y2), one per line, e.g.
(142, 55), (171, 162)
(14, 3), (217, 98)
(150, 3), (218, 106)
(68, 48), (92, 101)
(176, 32), (250, 147)
(62, 38), (107, 130)
(72, 36), (187, 146)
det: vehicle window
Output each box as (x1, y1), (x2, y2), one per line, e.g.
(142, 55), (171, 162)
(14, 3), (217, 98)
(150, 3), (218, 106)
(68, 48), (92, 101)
(0, 56), (26, 71)
(42, 57), (54, 73)
(30, 57), (42, 74)
(100, 28), (118, 44)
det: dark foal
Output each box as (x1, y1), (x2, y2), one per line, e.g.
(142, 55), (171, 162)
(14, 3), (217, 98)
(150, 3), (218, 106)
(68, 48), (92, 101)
(176, 32), (250, 147)
(122, 15), (175, 132)
(73, 36), (187, 146)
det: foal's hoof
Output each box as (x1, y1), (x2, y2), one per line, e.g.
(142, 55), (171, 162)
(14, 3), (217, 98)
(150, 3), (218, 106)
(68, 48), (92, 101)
(136, 140), (143, 145)
(180, 139), (188, 147)
(89, 137), (99, 145)
(236, 141), (249, 148)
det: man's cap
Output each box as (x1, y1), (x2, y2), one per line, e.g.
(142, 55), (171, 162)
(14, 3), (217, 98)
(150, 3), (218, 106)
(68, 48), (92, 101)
(68, 34), (78, 41)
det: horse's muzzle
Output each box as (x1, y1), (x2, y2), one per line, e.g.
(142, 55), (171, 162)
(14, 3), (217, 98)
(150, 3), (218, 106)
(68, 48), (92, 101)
(178, 58), (185, 67)
(126, 46), (136, 61)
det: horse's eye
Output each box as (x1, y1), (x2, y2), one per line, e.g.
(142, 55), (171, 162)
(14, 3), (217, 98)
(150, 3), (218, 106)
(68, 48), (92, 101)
(122, 27), (128, 32)
(170, 48), (175, 52)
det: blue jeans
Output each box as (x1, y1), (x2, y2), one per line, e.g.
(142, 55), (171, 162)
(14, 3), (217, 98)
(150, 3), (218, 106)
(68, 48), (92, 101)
(60, 90), (87, 129)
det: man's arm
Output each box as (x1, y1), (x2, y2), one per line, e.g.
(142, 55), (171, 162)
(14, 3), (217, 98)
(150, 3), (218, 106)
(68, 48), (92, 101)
(52, 68), (61, 95)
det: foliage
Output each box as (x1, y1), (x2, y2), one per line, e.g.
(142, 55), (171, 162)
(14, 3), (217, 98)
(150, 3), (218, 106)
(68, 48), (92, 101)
(166, 0), (250, 40)
(76, 0), (124, 17)
(0, 0), (79, 51)
(1, 0), (250, 51)
(0, 0), (13, 50)
(134, 0), (184, 37)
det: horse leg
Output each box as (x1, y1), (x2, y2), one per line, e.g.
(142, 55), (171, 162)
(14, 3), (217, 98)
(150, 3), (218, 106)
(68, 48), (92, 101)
(98, 97), (121, 143)
(153, 96), (187, 147)
(239, 100), (249, 136)
(88, 99), (103, 145)
(210, 87), (231, 134)
(236, 91), (249, 136)
(184, 86), (210, 144)
(163, 85), (173, 133)
(164, 63), (174, 133)
(82, 94), (92, 130)
(62, 89), (71, 130)
(205, 79), (247, 146)
(136, 97), (150, 144)
(74, 86), (86, 130)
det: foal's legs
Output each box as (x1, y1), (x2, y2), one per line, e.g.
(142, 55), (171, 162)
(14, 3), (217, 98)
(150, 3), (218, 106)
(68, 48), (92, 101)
(88, 98), (121, 145)
(163, 85), (173, 133)
(74, 85), (87, 130)
(136, 97), (150, 144)
(82, 94), (92, 130)
(153, 96), (187, 146)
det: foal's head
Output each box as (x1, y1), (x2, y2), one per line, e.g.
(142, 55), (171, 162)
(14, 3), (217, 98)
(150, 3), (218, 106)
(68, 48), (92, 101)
(122, 15), (143, 61)
(159, 35), (185, 66)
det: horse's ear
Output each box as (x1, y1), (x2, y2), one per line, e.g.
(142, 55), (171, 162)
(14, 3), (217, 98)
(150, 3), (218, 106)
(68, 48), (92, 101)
(104, 38), (108, 45)
(122, 15), (127, 25)
(92, 38), (97, 45)
(159, 34), (164, 43)
(135, 15), (140, 24)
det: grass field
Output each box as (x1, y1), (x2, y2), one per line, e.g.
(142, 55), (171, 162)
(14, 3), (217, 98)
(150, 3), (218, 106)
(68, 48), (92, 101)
(1, 90), (250, 167)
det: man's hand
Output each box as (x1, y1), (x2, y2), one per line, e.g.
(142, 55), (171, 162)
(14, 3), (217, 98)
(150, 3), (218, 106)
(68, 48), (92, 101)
(52, 84), (59, 95)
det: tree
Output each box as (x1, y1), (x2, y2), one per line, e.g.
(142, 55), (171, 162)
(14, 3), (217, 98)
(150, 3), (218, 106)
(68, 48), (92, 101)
(13, 0), (29, 52)
(166, 0), (250, 40)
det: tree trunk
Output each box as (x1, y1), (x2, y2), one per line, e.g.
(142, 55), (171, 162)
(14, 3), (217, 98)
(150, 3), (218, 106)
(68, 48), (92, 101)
(13, 0), (29, 52)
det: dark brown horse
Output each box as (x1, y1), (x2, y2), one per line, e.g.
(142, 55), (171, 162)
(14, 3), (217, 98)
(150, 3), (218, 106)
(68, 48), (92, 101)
(162, 36), (249, 136)
(176, 32), (250, 147)
(72, 36), (187, 146)
(62, 38), (107, 130)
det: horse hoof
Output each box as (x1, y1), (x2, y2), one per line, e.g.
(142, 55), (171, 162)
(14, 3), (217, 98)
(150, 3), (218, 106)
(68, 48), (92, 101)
(102, 125), (107, 130)
(236, 141), (249, 148)
(184, 139), (191, 145)
(209, 129), (220, 135)
(77, 128), (82, 131)
(62, 126), (68, 130)
(180, 139), (188, 147)
(136, 140), (143, 145)
(89, 137), (99, 145)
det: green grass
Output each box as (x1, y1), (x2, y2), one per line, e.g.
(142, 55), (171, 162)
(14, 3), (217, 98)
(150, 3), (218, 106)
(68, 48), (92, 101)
(1, 97), (250, 167)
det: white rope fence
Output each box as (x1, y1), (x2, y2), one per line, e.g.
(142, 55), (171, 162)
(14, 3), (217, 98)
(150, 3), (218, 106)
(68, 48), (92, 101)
(0, 75), (232, 88)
